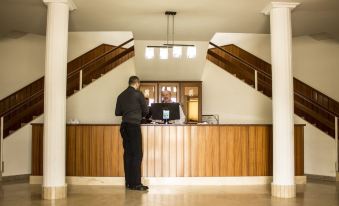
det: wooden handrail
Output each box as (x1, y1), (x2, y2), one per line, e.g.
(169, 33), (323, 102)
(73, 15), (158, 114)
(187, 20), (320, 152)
(294, 92), (337, 117)
(209, 42), (272, 79)
(0, 77), (44, 104)
(0, 39), (135, 118)
(68, 38), (134, 77)
(0, 90), (44, 117)
(294, 78), (339, 112)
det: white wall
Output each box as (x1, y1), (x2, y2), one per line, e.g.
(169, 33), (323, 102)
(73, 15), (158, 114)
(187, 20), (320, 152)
(2, 116), (43, 177)
(202, 61), (272, 124)
(68, 31), (133, 61)
(0, 34), (46, 99)
(202, 60), (337, 177)
(66, 59), (136, 123)
(293, 36), (339, 101)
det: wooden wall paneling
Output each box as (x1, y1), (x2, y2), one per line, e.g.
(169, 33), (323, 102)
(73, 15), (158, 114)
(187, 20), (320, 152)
(176, 126), (184, 177)
(295, 126), (304, 175)
(82, 126), (91, 176)
(183, 126), (191, 177)
(240, 126), (249, 176)
(154, 126), (163, 177)
(116, 126), (125, 177)
(190, 126), (198, 177)
(111, 126), (120, 176)
(198, 126), (206, 177)
(219, 126), (227, 176)
(268, 126), (273, 175)
(96, 126), (105, 176)
(75, 126), (83, 176)
(162, 126), (170, 177)
(66, 126), (76, 176)
(211, 126), (220, 176)
(141, 126), (148, 177)
(89, 126), (97, 176)
(169, 126), (177, 177)
(261, 126), (270, 176)
(31, 125), (43, 175)
(103, 126), (113, 176)
(248, 126), (257, 176)
(205, 126), (214, 176)
(31, 124), (304, 178)
(147, 126), (155, 177)
(256, 126), (265, 176)
(225, 126), (236, 176)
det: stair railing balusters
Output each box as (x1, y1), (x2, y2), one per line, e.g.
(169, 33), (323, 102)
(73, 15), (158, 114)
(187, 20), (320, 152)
(335, 116), (338, 172)
(1, 116), (4, 174)
(79, 70), (83, 90)
(254, 70), (258, 90)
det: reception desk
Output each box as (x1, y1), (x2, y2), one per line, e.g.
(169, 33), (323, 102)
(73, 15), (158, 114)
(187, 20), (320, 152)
(31, 124), (304, 181)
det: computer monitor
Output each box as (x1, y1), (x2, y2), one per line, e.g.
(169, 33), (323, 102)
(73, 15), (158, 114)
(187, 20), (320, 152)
(151, 103), (180, 124)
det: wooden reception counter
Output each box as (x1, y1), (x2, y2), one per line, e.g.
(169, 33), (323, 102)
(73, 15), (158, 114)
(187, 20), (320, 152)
(31, 124), (304, 181)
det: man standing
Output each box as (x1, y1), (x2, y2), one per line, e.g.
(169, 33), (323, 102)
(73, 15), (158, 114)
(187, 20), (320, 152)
(115, 76), (149, 191)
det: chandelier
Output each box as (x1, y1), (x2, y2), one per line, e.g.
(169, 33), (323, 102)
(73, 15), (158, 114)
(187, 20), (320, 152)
(146, 11), (196, 60)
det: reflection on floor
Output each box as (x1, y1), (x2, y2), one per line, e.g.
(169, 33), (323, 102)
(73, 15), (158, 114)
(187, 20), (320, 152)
(0, 180), (338, 206)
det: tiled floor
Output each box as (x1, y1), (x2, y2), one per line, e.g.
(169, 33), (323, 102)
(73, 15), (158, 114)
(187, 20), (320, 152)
(0, 180), (338, 206)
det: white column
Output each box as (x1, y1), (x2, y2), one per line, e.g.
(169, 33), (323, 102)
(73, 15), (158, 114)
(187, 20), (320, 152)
(42, 0), (76, 200)
(263, 2), (300, 198)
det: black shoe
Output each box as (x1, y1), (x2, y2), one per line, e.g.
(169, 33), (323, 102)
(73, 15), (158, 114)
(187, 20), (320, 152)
(129, 184), (149, 191)
(125, 183), (130, 189)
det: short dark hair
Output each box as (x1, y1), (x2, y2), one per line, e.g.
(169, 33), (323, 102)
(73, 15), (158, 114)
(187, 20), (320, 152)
(129, 76), (140, 85)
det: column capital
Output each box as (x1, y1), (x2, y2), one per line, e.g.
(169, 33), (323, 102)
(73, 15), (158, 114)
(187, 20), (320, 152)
(262, 2), (300, 15)
(43, 0), (77, 11)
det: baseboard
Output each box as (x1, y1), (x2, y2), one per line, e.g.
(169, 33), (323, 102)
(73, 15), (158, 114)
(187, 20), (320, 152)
(30, 176), (307, 186)
(305, 173), (336, 182)
(1, 174), (30, 183)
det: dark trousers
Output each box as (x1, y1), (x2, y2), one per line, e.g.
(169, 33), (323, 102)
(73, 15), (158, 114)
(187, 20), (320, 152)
(120, 122), (143, 186)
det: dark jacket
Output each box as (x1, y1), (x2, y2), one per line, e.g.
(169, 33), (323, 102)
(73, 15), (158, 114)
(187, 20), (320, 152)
(115, 86), (148, 124)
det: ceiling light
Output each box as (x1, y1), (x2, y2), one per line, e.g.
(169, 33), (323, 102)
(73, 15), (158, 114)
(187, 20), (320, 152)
(145, 47), (154, 59)
(187, 46), (196, 59)
(146, 11), (196, 58)
(173, 46), (182, 58)
(160, 48), (168, 59)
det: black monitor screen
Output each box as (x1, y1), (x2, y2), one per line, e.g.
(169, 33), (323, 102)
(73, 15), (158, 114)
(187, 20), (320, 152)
(151, 103), (180, 121)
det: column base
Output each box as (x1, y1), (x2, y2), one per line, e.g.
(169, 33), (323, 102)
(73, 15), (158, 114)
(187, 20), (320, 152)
(42, 185), (67, 200)
(271, 183), (296, 198)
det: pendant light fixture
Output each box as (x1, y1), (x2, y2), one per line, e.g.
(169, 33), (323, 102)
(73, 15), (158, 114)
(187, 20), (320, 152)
(146, 11), (196, 59)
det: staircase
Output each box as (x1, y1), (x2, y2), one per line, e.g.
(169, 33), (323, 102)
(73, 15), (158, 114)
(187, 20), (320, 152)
(0, 38), (135, 138)
(207, 42), (339, 139)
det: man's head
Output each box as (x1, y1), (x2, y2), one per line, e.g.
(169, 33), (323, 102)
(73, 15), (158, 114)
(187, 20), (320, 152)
(129, 76), (140, 89)
(161, 90), (172, 103)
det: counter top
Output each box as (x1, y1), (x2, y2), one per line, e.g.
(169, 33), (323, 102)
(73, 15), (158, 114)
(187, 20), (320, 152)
(31, 123), (306, 126)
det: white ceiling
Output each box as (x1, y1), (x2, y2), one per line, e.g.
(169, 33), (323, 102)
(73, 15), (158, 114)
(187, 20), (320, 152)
(1, 0), (339, 40)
